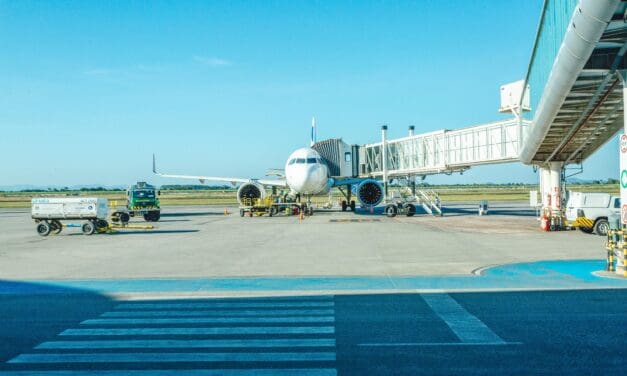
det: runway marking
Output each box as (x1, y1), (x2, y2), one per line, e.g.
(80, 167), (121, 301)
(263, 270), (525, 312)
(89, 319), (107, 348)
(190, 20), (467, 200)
(6, 295), (338, 374)
(37, 338), (336, 349)
(101, 309), (334, 317)
(81, 316), (335, 325)
(115, 301), (334, 310)
(421, 293), (506, 344)
(60, 326), (335, 336)
(8, 352), (337, 363)
(0, 370), (337, 376)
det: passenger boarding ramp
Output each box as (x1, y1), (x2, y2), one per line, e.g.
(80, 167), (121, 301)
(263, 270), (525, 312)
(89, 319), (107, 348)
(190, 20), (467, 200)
(359, 118), (531, 178)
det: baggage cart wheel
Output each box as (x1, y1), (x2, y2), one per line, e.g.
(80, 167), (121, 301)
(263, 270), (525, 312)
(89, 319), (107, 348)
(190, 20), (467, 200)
(37, 221), (51, 237)
(119, 212), (130, 224)
(82, 221), (96, 235)
(96, 219), (109, 232)
(385, 204), (397, 218)
(51, 220), (62, 234)
(406, 204), (416, 217)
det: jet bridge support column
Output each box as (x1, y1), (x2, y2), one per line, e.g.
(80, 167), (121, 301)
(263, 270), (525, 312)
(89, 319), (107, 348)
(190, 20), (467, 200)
(382, 125), (388, 198)
(539, 161), (564, 229)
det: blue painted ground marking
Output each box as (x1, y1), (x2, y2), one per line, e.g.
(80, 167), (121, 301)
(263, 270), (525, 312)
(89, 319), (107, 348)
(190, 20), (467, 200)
(3, 260), (626, 295)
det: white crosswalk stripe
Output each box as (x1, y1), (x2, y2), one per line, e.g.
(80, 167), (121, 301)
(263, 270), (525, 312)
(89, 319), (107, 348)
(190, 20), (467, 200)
(100, 309), (335, 317)
(0, 369), (337, 376)
(60, 326), (335, 336)
(4, 296), (338, 374)
(36, 338), (336, 349)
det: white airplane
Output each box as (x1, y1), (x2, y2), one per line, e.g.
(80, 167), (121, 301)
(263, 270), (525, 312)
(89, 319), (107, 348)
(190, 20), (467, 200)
(152, 118), (385, 214)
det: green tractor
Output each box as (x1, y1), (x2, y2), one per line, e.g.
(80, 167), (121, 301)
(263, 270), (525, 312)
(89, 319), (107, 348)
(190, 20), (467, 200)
(127, 182), (161, 222)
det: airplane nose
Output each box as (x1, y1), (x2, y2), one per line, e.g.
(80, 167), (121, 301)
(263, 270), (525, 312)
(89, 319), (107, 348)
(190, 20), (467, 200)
(287, 165), (321, 194)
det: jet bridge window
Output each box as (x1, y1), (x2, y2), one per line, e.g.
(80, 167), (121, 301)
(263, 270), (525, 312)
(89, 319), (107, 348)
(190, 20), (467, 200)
(345, 152), (351, 162)
(307, 158), (317, 164)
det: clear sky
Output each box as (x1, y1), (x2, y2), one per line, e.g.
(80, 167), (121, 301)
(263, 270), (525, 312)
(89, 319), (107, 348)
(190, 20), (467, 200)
(0, 0), (619, 188)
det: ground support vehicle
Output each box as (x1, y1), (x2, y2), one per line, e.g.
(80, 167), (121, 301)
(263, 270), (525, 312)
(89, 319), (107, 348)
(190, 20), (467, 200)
(239, 197), (313, 217)
(384, 200), (417, 217)
(32, 197), (155, 236)
(381, 189), (418, 218)
(565, 192), (620, 236)
(31, 197), (110, 236)
(126, 182), (161, 222)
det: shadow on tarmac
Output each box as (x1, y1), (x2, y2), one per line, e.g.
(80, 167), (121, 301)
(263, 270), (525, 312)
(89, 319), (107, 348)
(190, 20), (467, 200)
(442, 206), (537, 217)
(1, 281), (627, 374)
(0, 280), (115, 364)
(110, 229), (200, 235)
(161, 212), (224, 218)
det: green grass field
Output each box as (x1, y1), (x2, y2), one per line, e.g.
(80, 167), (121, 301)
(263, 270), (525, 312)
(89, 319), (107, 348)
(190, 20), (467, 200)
(0, 184), (619, 208)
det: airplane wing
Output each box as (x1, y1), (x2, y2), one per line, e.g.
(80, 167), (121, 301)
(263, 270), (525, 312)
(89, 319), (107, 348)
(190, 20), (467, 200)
(152, 155), (288, 187)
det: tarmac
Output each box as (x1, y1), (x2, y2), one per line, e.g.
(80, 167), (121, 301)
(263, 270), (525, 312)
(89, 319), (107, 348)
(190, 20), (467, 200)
(0, 202), (610, 281)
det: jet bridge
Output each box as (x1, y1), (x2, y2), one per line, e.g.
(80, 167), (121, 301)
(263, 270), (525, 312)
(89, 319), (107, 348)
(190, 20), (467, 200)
(358, 118), (531, 178)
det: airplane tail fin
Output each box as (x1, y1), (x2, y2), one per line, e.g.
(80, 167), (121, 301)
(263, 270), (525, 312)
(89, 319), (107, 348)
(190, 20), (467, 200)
(310, 116), (316, 147)
(152, 154), (158, 175)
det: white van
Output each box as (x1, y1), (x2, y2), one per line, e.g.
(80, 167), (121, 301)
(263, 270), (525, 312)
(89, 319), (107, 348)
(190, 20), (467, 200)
(565, 192), (620, 236)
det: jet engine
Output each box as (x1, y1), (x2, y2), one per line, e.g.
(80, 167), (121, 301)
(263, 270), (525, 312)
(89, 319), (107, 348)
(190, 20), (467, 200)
(237, 182), (266, 205)
(356, 179), (384, 207)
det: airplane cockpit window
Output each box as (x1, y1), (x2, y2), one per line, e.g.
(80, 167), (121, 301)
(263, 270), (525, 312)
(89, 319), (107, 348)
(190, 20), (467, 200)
(307, 158), (317, 164)
(317, 158), (325, 164)
(288, 159), (296, 165)
(296, 158), (306, 164)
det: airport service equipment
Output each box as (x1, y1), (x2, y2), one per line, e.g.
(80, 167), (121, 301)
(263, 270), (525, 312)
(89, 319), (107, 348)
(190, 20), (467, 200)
(126, 181), (161, 222)
(479, 201), (488, 216)
(565, 192), (620, 236)
(383, 191), (417, 218)
(31, 197), (109, 236)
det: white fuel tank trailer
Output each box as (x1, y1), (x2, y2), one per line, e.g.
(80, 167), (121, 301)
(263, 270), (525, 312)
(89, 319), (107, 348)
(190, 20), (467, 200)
(31, 197), (109, 236)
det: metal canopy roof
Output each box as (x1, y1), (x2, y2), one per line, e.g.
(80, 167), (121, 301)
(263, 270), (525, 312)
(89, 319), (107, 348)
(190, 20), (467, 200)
(522, 1), (627, 165)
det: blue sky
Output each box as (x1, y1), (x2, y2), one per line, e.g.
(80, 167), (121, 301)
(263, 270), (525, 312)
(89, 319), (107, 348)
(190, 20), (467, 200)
(0, 0), (619, 187)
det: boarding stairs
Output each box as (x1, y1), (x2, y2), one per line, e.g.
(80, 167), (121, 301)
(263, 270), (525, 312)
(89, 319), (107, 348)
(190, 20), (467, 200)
(416, 189), (442, 216)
